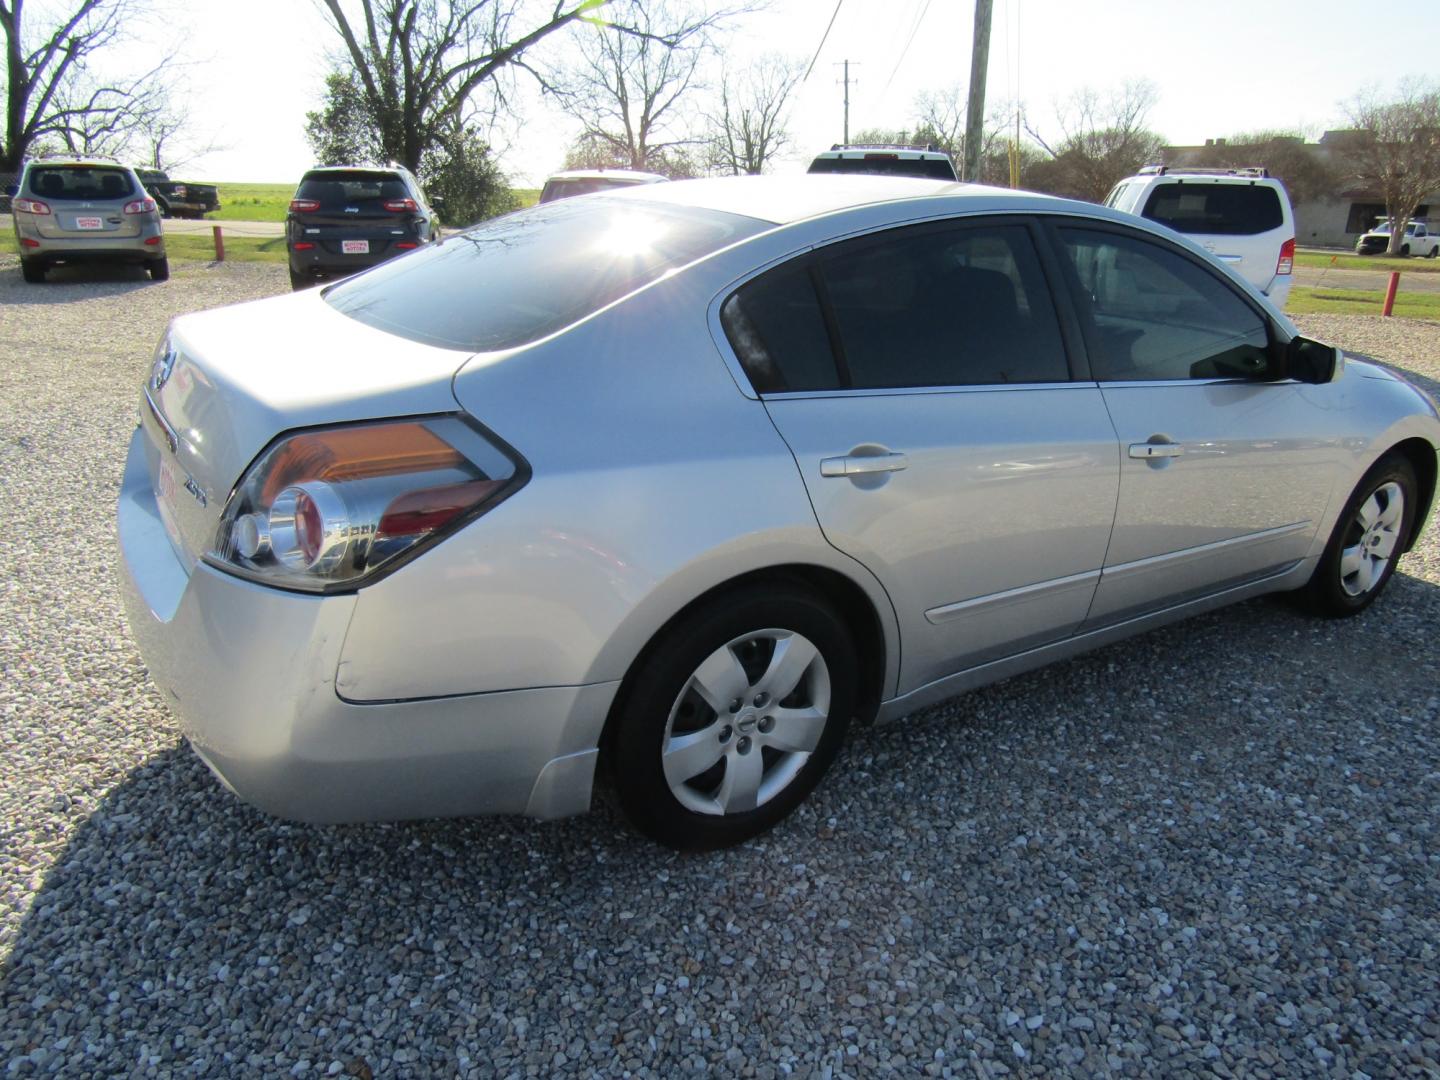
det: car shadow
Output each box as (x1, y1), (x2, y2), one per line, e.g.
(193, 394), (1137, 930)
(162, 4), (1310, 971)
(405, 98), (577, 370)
(2, 572), (1438, 1072)
(1, 259), (158, 302)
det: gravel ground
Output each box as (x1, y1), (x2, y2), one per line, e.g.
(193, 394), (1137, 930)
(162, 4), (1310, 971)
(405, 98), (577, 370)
(2, 259), (1439, 1078)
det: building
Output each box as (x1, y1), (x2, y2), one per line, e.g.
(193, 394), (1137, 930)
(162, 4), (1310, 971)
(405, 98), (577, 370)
(1161, 131), (1439, 249)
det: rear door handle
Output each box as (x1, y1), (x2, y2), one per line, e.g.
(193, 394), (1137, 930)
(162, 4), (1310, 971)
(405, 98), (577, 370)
(1128, 442), (1184, 459)
(820, 452), (909, 477)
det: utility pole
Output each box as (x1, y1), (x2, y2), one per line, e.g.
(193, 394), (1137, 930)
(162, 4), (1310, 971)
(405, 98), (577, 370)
(836, 60), (857, 144)
(963, 0), (993, 181)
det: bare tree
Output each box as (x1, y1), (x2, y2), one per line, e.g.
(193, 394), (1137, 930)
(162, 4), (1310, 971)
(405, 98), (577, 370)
(911, 83), (1014, 184)
(1344, 79), (1440, 255)
(315, 0), (618, 173)
(549, 1), (728, 173)
(1, 0), (160, 170)
(704, 53), (801, 175)
(1025, 80), (1165, 202)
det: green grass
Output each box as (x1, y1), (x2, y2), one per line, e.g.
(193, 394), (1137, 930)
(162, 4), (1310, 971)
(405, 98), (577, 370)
(0, 232), (288, 262)
(1286, 286), (1440, 319)
(210, 182), (294, 222)
(1295, 251), (1440, 274)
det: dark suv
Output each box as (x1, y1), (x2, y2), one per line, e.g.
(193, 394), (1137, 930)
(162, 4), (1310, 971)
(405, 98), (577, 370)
(285, 165), (440, 289)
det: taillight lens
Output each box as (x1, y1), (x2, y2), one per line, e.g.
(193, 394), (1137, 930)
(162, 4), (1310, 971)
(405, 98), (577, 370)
(383, 198), (418, 212)
(1277, 238), (1295, 276)
(289, 199), (321, 212)
(12, 197), (50, 215)
(207, 416), (525, 592)
(123, 197), (157, 215)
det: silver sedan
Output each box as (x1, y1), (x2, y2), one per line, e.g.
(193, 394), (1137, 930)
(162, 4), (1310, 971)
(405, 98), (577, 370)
(117, 176), (1440, 849)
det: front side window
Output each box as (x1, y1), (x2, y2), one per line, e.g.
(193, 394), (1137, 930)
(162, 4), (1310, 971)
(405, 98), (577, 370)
(1059, 227), (1270, 381)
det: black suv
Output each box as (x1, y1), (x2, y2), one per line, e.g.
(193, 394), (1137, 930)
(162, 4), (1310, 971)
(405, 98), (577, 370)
(286, 165), (440, 289)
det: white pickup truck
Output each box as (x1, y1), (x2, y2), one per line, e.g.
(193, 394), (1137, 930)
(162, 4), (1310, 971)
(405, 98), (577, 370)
(1355, 218), (1440, 257)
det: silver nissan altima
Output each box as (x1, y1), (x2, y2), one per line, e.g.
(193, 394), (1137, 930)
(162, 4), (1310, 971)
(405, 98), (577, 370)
(118, 175), (1440, 849)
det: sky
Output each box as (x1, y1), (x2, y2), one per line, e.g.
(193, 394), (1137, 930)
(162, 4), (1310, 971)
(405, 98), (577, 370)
(99, 0), (1438, 189)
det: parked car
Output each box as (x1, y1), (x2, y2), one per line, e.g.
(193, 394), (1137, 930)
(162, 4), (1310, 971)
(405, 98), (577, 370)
(538, 168), (668, 203)
(808, 144), (959, 181)
(119, 175), (1439, 850)
(135, 168), (221, 219)
(8, 157), (167, 283)
(285, 165), (440, 290)
(1105, 166), (1295, 308)
(1355, 218), (1440, 257)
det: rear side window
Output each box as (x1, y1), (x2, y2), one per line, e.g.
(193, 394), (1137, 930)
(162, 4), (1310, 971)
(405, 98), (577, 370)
(721, 222), (1069, 391)
(807, 156), (958, 181)
(27, 167), (135, 200)
(297, 171), (409, 207)
(326, 197), (766, 351)
(1141, 182), (1284, 236)
(1059, 227), (1270, 381)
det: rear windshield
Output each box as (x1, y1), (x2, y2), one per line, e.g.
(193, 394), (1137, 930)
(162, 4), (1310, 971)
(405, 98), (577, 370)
(296, 171), (409, 207)
(324, 197), (767, 352)
(539, 177), (648, 202)
(1141, 182), (1284, 236)
(808, 155), (958, 181)
(27, 166), (136, 200)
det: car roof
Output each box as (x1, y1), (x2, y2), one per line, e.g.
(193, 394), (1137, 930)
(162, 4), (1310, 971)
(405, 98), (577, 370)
(545, 169), (668, 183)
(598, 174), (1058, 226)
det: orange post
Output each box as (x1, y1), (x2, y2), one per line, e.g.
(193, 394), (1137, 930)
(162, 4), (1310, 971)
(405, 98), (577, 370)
(1381, 271), (1400, 317)
(212, 225), (225, 262)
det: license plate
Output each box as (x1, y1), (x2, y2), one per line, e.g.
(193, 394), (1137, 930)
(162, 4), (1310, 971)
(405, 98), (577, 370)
(342, 239), (370, 254)
(75, 216), (104, 230)
(155, 458), (184, 549)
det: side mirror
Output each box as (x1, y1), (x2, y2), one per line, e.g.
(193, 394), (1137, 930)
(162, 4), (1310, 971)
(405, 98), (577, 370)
(1285, 335), (1342, 384)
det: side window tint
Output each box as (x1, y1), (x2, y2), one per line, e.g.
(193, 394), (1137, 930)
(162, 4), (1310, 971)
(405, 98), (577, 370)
(1059, 228), (1270, 381)
(817, 224), (1068, 388)
(721, 264), (839, 393)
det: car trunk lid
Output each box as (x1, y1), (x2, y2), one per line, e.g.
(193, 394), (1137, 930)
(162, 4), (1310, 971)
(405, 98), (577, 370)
(141, 289), (473, 569)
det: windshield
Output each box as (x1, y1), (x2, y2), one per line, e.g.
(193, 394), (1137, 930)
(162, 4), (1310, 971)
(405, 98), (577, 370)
(27, 166), (136, 200)
(808, 155), (958, 181)
(297, 171), (409, 208)
(1141, 182), (1284, 236)
(325, 197), (767, 351)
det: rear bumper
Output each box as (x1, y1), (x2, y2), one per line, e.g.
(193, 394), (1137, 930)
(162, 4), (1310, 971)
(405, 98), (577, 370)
(116, 426), (617, 824)
(14, 219), (164, 262)
(1263, 275), (1292, 308)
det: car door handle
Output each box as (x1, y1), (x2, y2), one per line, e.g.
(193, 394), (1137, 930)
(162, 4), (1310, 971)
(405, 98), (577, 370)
(1128, 442), (1185, 459)
(820, 452), (909, 477)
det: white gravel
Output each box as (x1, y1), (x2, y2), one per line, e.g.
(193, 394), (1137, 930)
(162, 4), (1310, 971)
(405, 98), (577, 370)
(2, 260), (1439, 1078)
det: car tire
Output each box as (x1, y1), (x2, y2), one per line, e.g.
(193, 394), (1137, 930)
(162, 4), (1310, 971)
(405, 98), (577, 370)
(1295, 454), (1417, 618)
(1428, 247), (1438, 259)
(1401, 244), (1410, 256)
(289, 268), (311, 291)
(20, 258), (46, 284)
(147, 257), (170, 282)
(609, 583), (859, 850)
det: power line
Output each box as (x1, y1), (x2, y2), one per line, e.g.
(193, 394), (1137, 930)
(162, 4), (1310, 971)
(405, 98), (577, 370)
(802, 0), (846, 84)
(881, 0), (934, 97)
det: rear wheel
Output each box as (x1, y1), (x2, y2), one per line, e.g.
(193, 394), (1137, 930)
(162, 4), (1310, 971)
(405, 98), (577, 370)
(1296, 454), (1416, 617)
(289, 268), (310, 290)
(1428, 246), (1439, 259)
(610, 584), (858, 850)
(147, 257), (170, 281)
(1401, 244), (1411, 256)
(20, 258), (46, 284)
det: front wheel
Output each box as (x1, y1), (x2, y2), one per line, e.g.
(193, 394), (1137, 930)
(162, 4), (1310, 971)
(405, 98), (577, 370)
(1296, 455), (1416, 617)
(1401, 244), (1411, 257)
(610, 584), (859, 850)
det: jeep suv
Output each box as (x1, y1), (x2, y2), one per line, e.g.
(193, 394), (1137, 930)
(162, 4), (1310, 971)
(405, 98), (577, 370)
(7, 158), (167, 284)
(807, 144), (959, 181)
(286, 165), (440, 290)
(1105, 166), (1295, 307)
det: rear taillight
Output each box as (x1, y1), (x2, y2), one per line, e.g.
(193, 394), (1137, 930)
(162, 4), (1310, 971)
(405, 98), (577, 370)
(123, 197), (157, 215)
(1277, 238), (1295, 276)
(289, 199), (321, 212)
(383, 198), (419, 212)
(12, 197), (50, 215)
(207, 416), (526, 593)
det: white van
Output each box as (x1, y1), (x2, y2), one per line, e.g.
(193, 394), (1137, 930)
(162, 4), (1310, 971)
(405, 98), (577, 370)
(1105, 166), (1295, 308)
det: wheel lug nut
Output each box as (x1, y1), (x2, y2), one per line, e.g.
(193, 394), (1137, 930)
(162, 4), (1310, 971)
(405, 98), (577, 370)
(737, 736), (752, 754)
(718, 725), (733, 743)
(752, 692), (769, 708)
(728, 699), (743, 714)
(758, 715), (774, 733)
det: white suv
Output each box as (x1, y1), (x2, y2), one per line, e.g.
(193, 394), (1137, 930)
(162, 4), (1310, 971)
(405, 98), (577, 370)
(1105, 166), (1295, 308)
(808, 144), (958, 181)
